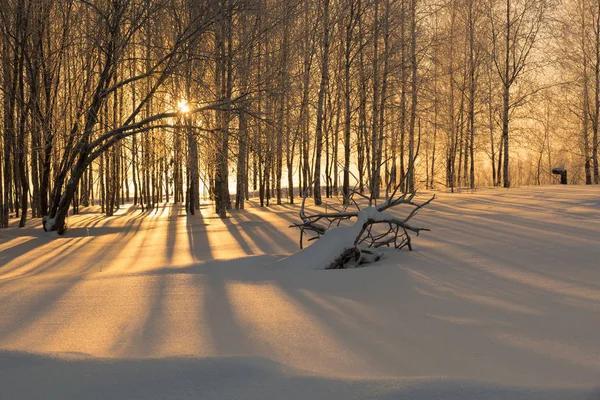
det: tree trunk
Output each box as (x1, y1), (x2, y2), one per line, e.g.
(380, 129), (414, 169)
(407, 0), (418, 193)
(314, 0), (330, 206)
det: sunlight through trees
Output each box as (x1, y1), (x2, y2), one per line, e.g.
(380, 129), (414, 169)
(0, 0), (596, 233)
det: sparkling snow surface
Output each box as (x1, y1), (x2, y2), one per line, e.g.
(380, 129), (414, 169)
(1, 186), (599, 399)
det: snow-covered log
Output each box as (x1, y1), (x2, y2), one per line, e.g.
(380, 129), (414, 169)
(290, 187), (433, 269)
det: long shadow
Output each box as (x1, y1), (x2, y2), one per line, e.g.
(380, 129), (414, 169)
(125, 208), (165, 271)
(433, 190), (600, 225)
(400, 254), (548, 316)
(400, 240), (600, 319)
(265, 205), (304, 226)
(200, 269), (252, 355)
(0, 235), (97, 279)
(1, 236), (59, 269)
(116, 271), (169, 356)
(165, 204), (182, 264)
(76, 211), (153, 274)
(229, 209), (296, 255)
(424, 213), (561, 257)
(8, 206), (154, 278)
(273, 264), (599, 384)
(68, 213), (105, 228)
(276, 283), (411, 373)
(110, 255), (282, 281)
(186, 205), (213, 262)
(484, 212), (600, 240)
(422, 210), (597, 255)
(278, 250), (600, 379)
(222, 218), (253, 256)
(425, 214), (600, 292)
(0, 275), (86, 344)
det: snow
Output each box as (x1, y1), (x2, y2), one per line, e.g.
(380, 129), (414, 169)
(279, 206), (402, 270)
(357, 205), (392, 222)
(42, 216), (55, 232)
(281, 215), (364, 270)
(1, 186), (599, 399)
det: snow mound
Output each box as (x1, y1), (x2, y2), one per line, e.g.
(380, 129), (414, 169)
(280, 207), (391, 270)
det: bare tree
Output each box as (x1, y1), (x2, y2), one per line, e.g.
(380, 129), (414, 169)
(313, 0), (331, 206)
(489, 0), (548, 187)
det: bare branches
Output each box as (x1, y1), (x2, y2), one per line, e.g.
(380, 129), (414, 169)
(291, 181), (355, 248)
(290, 173), (433, 268)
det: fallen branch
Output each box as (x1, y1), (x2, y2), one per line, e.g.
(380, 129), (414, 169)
(290, 190), (433, 269)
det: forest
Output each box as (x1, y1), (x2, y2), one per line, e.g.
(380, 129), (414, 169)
(2, 2), (600, 397)
(0, 0), (597, 233)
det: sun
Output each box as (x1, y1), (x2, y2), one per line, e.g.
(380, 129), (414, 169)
(178, 99), (190, 113)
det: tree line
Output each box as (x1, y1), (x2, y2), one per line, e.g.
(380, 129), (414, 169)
(0, 0), (596, 233)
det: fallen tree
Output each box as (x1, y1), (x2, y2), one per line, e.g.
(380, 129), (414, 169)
(289, 183), (433, 270)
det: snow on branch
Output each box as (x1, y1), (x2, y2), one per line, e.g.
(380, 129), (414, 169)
(288, 184), (434, 270)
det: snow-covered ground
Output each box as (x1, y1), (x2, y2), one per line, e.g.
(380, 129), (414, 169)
(1, 186), (599, 399)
